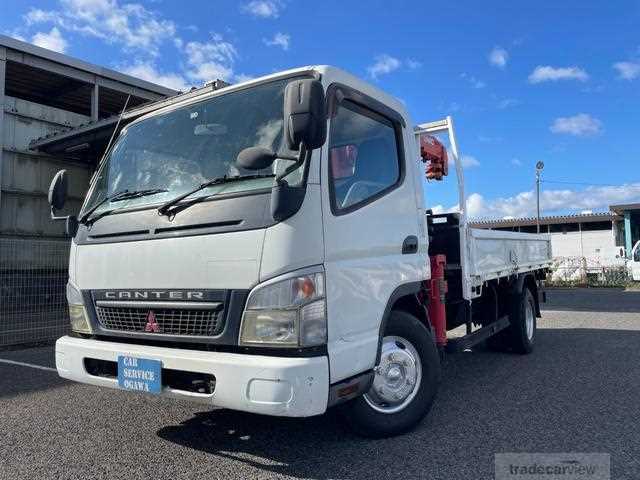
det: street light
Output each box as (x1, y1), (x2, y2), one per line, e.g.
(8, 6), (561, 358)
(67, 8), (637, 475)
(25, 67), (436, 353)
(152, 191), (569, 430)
(536, 161), (545, 233)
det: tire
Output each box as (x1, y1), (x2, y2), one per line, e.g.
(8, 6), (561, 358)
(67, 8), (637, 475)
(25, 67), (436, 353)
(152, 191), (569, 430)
(339, 310), (441, 438)
(493, 287), (536, 354)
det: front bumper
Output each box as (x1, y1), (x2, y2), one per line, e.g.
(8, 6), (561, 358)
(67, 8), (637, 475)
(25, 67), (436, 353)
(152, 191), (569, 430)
(56, 336), (329, 417)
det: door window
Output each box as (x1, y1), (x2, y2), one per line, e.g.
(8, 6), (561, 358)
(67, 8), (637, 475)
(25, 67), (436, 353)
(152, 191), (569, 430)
(328, 101), (401, 213)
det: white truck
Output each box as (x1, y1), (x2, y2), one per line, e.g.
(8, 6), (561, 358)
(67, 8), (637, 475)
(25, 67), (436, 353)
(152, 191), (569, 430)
(48, 66), (552, 437)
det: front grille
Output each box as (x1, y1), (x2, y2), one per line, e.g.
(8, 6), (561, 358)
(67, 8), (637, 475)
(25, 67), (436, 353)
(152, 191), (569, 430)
(95, 306), (223, 336)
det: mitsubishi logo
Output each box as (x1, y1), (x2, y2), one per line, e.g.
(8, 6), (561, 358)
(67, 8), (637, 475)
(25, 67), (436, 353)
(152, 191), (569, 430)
(144, 310), (161, 333)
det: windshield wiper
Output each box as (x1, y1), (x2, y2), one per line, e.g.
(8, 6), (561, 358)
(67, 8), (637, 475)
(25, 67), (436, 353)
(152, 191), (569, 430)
(157, 174), (275, 217)
(110, 188), (168, 202)
(80, 188), (168, 225)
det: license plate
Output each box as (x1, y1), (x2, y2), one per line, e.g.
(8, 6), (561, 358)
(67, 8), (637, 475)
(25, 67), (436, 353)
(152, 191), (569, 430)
(117, 356), (162, 394)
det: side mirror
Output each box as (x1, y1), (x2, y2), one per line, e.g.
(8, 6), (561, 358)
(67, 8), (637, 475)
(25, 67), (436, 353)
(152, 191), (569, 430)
(283, 79), (326, 150)
(48, 169), (78, 237)
(48, 170), (68, 211)
(236, 146), (278, 171)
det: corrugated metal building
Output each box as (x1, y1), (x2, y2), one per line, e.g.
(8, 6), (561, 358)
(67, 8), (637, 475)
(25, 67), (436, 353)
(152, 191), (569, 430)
(0, 35), (176, 346)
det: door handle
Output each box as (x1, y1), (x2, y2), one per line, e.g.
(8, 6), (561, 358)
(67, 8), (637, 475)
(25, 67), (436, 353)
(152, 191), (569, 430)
(402, 235), (418, 254)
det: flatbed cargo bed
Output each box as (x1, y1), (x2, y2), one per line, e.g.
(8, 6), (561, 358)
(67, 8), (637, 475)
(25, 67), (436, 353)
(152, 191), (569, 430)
(468, 228), (552, 283)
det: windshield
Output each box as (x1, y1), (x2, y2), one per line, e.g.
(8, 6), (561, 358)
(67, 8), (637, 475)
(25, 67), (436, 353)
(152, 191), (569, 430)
(83, 78), (300, 215)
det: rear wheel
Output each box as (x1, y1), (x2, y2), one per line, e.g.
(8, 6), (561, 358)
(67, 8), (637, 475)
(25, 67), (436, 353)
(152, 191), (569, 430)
(509, 287), (536, 354)
(339, 310), (441, 438)
(488, 287), (536, 354)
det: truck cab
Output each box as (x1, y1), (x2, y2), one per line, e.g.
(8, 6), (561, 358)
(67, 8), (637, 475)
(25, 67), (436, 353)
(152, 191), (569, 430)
(48, 65), (550, 437)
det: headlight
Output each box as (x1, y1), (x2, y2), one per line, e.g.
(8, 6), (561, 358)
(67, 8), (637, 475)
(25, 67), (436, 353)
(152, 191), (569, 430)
(66, 282), (92, 334)
(240, 270), (326, 347)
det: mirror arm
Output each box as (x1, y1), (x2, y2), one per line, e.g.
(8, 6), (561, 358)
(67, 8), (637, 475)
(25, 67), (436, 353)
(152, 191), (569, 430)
(276, 142), (307, 184)
(50, 207), (68, 221)
(50, 207), (79, 237)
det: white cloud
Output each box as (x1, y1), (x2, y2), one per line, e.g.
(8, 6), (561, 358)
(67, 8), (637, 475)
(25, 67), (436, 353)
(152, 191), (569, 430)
(24, 2), (243, 87)
(528, 65), (589, 83)
(121, 32), (239, 89)
(120, 62), (190, 91)
(447, 101), (462, 113)
(367, 54), (401, 79)
(550, 113), (602, 136)
(242, 0), (282, 18)
(6, 29), (27, 41)
(234, 73), (255, 83)
(466, 183), (640, 219)
(263, 32), (290, 51)
(32, 27), (67, 53)
(489, 46), (508, 68)
(188, 62), (234, 83)
(21, 1), (251, 90)
(511, 158), (523, 166)
(406, 58), (422, 70)
(184, 34), (237, 83)
(497, 98), (519, 109)
(613, 61), (640, 80)
(24, 0), (178, 56)
(460, 72), (485, 89)
(365, 55), (422, 79)
(443, 149), (480, 169)
(461, 154), (480, 168)
(25, 9), (62, 25)
(184, 36), (236, 66)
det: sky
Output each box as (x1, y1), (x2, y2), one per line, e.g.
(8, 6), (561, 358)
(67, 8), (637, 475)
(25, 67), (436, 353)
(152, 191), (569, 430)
(2, 0), (640, 219)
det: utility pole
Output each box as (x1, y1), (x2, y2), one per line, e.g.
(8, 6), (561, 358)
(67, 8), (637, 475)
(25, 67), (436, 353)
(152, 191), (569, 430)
(535, 161), (545, 233)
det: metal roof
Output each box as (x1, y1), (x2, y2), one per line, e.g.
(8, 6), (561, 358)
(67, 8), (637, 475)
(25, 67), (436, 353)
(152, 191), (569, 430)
(0, 34), (177, 97)
(470, 212), (618, 229)
(609, 203), (640, 214)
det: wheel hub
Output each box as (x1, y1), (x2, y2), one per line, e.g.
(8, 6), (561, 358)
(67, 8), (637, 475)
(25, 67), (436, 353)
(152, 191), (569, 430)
(364, 335), (422, 414)
(525, 297), (535, 341)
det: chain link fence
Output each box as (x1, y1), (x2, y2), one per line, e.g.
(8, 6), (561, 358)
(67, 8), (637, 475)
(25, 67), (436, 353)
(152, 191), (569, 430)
(547, 256), (632, 287)
(0, 238), (70, 347)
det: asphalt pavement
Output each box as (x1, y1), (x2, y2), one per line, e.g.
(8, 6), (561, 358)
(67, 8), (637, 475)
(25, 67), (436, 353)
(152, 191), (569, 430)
(1, 288), (639, 480)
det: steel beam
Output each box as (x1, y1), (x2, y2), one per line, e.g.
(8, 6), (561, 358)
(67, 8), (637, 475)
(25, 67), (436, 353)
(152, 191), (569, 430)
(91, 83), (99, 121)
(0, 46), (6, 212)
(95, 76), (162, 101)
(625, 212), (633, 259)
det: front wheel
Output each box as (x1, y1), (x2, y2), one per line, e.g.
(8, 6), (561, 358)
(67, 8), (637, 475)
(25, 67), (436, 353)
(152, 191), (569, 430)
(339, 310), (441, 438)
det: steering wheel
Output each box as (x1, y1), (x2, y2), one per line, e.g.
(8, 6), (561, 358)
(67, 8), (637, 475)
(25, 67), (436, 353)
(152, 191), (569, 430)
(342, 181), (385, 208)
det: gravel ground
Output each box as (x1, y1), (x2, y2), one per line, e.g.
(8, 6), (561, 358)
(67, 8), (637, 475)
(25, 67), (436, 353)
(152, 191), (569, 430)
(1, 288), (639, 480)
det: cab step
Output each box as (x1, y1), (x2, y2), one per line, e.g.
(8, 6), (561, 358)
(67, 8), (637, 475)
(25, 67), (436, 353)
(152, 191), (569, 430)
(445, 316), (510, 353)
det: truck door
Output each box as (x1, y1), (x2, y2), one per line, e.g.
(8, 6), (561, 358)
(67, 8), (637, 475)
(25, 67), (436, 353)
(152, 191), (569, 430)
(321, 88), (426, 382)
